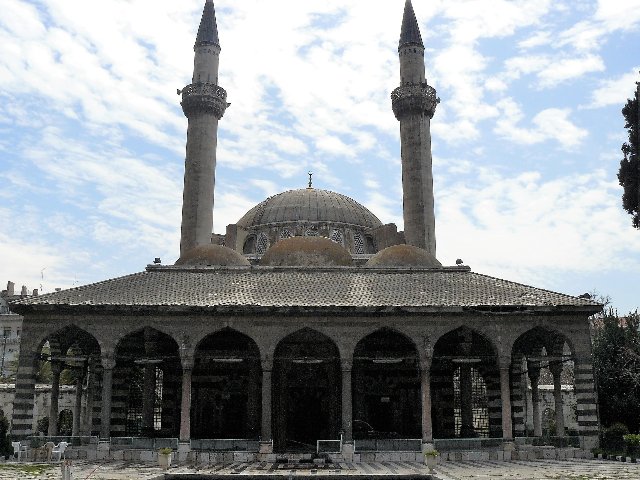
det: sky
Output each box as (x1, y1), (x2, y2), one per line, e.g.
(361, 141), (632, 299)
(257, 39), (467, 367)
(0, 0), (639, 314)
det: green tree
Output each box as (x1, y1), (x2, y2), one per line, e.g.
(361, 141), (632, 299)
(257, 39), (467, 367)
(0, 409), (13, 458)
(618, 76), (640, 228)
(591, 307), (640, 432)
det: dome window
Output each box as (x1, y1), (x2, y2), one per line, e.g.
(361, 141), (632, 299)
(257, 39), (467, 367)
(279, 228), (292, 240)
(330, 229), (343, 245)
(305, 227), (319, 237)
(243, 235), (256, 254)
(353, 232), (365, 254)
(256, 233), (270, 255)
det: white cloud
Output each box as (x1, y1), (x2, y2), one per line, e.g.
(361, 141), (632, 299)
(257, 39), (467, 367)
(494, 99), (587, 148)
(437, 167), (640, 283)
(586, 68), (640, 108)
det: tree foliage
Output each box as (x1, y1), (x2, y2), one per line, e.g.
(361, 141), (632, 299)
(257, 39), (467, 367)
(618, 79), (640, 229)
(591, 308), (640, 432)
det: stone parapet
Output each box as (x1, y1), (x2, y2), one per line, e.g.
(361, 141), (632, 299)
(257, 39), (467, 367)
(181, 82), (229, 119)
(392, 83), (439, 119)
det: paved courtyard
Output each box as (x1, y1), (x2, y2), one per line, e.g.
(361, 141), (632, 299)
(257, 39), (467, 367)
(1, 459), (639, 479)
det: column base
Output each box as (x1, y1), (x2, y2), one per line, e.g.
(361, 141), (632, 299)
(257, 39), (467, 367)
(259, 441), (273, 454)
(177, 442), (191, 453)
(503, 440), (515, 461)
(421, 442), (435, 454)
(342, 442), (354, 462)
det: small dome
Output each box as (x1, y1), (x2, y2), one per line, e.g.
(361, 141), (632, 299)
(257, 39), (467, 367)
(175, 244), (250, 267)
(261, 237), (353, 267)
(365, 244), (442, 268)
(237, 189), (383, 229)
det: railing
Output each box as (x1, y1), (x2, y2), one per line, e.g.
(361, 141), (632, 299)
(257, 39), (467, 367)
(433, 438), (503, 451)
(317, 434), (342, 454)
(109, 437), (178, 450)
(354, 438), (421, 452)
(515, 436), (580, 448)
(28, 436), (98, 448)
(190, 439), (260, 452)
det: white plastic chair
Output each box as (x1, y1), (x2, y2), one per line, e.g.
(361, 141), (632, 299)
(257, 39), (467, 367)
(12, 441), (29, 461)
(51, 441), (69, 461)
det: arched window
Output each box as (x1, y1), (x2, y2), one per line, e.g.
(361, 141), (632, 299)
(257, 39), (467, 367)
(305, 227), (319, 237)
(243, 236), (256, 254)
(330, 229), (343, 245)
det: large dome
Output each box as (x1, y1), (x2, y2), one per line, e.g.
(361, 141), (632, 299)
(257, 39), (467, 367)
(237, 188), (383, 229)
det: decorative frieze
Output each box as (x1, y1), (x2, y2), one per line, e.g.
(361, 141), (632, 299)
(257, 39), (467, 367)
(391, 83), (439, 119)
(180, 82), (229, 119)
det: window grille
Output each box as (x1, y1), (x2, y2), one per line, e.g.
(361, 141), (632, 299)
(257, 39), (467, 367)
(256, 233), (269, 254)
(453, 366), (489, 438)
(305, 227), (319, 237)
(154, 368), (163, 431)
(353, 233), (365, 254)
(330, 229), (343, 245)
(279, 228), (292, 240)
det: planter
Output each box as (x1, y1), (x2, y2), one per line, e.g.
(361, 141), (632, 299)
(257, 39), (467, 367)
(158, 453), (172, 470)
(425, 455), (437, 472)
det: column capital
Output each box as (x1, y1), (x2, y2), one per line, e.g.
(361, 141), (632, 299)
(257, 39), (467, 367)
(181, 357), (195, 371)
(101, 355), (116, 370)
(498, 355), (512, 370)
(261, 356), (273, 372)
(341, 359), (353, 372)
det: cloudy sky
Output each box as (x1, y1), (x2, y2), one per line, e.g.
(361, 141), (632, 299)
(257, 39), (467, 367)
(1, 0), (639, 314)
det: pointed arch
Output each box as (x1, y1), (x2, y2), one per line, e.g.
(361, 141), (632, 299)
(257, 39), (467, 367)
(112, 327), (182, 438)
(192, 328), (261, 439)
(431, 326), (500, 439)
(272, 328), (341, 451)
(352, 328), (421, 439)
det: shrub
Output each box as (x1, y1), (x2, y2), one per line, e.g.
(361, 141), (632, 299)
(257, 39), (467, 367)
(601, 423), (629, 453)
(624, 433), (640, 456)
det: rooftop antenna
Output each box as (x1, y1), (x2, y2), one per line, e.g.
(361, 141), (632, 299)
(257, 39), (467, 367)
(307, 171), (313, 189)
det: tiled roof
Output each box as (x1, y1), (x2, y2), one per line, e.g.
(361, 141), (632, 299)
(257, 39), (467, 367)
(11, 266), (601, 314)
(400, 0), (424, 49)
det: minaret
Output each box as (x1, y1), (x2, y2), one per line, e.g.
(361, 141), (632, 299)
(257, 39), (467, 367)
(392, 0), (439, 257)
(179, 0), (229, 256)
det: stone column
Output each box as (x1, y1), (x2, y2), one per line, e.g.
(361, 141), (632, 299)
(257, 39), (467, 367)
(341, 360), (353, 442)
(179, 360), (194, 443)
(261, 358), (273, 446)
(499, 356), (513, 442)
(82, 362), (96, 435)
(550, 361), (565, 437)
(72, 371), (84, 436)
(11, 340), (38, 439)
(247, 359), (260, 437)
(420, 356), (434, 445)
(48, 361), (62, 436)
(527, 360), (542, 437)
(100, 356), (115, 440)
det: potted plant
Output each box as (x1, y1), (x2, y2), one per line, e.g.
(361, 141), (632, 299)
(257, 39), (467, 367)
(158, 448), (173, 470)
(424, 449), (439, 472)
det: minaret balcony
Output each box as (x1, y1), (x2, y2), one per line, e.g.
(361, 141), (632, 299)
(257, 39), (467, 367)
(391, 84), (439, 120)
(180, 82), (229, 119)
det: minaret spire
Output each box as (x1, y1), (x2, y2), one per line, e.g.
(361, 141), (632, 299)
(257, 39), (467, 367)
(179, 0), (229, 257)
(399, 0), (423, 49)
(195, 0), (219, 48)
(392, 1), (439, 257)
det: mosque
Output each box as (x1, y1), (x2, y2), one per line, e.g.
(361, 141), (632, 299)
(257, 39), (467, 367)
(11, 0), (600, 461)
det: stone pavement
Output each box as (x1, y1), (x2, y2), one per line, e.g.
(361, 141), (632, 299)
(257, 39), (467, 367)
(0, 459), (639, 479)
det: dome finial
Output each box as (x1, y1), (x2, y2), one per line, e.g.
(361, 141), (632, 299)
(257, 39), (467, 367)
(307, 171), (313, 189)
